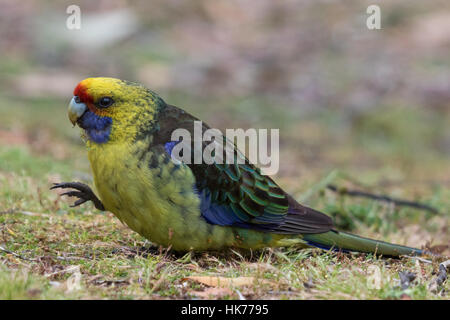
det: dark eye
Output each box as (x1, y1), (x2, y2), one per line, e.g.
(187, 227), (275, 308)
(98, 97), (114, 108)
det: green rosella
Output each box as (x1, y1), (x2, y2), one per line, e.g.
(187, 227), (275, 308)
(51, 77), (425, 256)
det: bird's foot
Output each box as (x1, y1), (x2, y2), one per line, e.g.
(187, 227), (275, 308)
(50, 182), (105, 211)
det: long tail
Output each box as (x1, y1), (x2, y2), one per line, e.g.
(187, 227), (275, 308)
(303, 230), (423, 257)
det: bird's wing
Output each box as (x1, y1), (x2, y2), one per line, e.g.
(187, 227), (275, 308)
(151, 104), (334, 234)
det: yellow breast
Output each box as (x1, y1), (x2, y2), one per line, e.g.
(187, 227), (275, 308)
(85, 138), (237, 250)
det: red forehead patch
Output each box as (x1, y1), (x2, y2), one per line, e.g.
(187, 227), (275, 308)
(73, 82), (93, 104)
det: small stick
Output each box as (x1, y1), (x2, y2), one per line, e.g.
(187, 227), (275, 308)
(327, 184), (439, 214)
(0, 245), (36, 261)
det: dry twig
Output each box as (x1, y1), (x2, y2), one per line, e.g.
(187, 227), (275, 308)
(327, 184), (439, 214)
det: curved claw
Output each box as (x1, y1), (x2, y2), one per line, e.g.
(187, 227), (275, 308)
(51, 182), (92, 194)
(72, 198), (89, 207)
(61, 191), (85, 198)
(50, 181), (105, 211)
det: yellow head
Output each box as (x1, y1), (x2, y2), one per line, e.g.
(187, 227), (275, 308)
(68, 77), (164, 144)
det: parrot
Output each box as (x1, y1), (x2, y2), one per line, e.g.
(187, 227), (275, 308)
(51, 77), (426, 257)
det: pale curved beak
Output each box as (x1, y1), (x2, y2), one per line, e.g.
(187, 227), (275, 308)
(68, 96), (87, 125)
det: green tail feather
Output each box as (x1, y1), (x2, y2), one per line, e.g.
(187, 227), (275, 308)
(303, 231), (423, 257)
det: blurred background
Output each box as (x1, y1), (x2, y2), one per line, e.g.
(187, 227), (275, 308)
(0, 1), (449, 239)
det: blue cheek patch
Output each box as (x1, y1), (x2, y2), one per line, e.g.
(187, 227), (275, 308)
(78, 111), (112, 144)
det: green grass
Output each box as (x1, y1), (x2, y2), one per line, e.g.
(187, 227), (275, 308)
(0, 267), (71, 300)
(0, 96), (448, 300)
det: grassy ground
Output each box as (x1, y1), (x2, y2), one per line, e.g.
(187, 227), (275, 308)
(0, 92), (448, 300)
